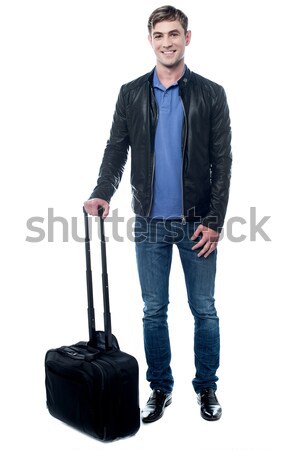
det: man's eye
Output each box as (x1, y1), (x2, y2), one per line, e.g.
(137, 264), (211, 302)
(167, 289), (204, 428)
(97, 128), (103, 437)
(154, 35), (162, 39)
(170, 33), (179, 37)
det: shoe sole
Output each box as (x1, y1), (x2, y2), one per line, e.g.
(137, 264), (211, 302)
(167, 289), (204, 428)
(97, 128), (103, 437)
(200, 411), (222, 421)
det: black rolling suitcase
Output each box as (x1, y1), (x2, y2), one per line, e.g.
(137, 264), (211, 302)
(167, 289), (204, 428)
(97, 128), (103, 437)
(45, 208), (140, 441)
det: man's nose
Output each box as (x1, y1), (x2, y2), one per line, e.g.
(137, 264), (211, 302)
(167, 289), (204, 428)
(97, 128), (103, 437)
(162, 36), (172, 48)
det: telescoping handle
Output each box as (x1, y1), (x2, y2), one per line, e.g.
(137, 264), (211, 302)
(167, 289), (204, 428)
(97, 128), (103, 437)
(83, 207), (113, 351)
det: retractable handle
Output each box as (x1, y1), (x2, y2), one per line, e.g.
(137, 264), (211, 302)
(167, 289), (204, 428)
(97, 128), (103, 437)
(83, 207), (96, 345)
(83, 207), (113, 351)
(98, 207), (113, 350)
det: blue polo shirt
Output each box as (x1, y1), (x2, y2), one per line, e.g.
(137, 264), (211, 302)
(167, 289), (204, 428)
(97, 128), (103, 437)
(149, 68), (185, 219)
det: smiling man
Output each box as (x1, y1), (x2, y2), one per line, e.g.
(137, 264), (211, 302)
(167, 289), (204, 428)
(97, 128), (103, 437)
(150, 21), (191, 71)
(84, 5), (232, 424)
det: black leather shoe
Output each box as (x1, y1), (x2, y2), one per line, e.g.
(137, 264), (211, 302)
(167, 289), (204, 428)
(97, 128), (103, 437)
(141, 389), (172, 423)
(197, 388), (222, 421)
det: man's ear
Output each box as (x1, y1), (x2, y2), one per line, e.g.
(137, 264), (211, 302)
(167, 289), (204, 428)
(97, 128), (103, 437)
(148, 34), (153, 46)
(185, 30), (192, 46)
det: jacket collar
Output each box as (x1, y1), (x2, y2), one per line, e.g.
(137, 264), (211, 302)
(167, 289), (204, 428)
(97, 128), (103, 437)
(147, 65), (192, 88)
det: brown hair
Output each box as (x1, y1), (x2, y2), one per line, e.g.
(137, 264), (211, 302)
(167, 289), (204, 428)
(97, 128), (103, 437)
(147, 5), (188, 34)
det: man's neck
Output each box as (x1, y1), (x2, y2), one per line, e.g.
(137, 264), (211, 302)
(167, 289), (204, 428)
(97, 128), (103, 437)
(155, 60), (185, 88)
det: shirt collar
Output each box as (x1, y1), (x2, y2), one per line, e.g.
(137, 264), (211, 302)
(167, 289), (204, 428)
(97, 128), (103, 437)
(153, 65), (186, 90)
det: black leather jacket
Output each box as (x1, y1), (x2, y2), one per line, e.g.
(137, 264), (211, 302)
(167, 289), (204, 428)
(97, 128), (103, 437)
(90, 66), (232, 231)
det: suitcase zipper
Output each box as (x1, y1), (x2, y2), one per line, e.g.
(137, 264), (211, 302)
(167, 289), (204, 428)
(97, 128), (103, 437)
(55, 348), (109, 438)
(91, 359), (117, 441)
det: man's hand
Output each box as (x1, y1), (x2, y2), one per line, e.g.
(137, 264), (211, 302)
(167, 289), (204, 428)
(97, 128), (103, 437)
(191, 224), (220, 258)
(83, 198), (110, 218)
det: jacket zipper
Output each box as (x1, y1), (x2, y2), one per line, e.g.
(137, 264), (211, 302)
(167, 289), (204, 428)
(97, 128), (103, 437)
(180, 96), (187, 224)
(147, 86), (158, 217)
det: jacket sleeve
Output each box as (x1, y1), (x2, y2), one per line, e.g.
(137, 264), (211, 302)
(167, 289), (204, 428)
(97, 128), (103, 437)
(89, 85), (130, 202)
(202, 86), (232, 232)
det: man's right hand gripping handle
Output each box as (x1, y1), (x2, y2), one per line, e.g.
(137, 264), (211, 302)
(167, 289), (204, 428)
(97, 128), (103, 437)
(84, 198), (110, 218)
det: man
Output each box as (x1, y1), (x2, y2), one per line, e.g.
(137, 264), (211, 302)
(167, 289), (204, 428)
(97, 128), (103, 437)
(84, 5), (232, 423)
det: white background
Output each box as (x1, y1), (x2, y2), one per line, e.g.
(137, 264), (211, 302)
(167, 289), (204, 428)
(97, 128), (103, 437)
(1, 0), (298, 449)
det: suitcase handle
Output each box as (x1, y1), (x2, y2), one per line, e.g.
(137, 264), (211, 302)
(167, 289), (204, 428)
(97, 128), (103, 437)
(83, 207), (113, 351)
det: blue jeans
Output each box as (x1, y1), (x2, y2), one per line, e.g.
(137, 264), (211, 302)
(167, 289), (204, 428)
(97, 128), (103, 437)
(134, 217), (220, 394)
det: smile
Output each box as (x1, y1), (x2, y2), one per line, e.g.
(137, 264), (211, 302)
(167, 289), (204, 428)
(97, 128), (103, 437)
(162, 50), (176, 54)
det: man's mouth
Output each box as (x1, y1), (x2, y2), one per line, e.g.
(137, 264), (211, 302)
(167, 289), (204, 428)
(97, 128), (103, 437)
(162, 50), (176, 55)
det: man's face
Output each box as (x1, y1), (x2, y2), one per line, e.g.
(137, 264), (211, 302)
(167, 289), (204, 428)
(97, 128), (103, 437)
(148, 20), (191, 69)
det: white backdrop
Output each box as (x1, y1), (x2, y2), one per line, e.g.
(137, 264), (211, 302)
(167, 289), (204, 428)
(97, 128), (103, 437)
(1, 1), (298, 449)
